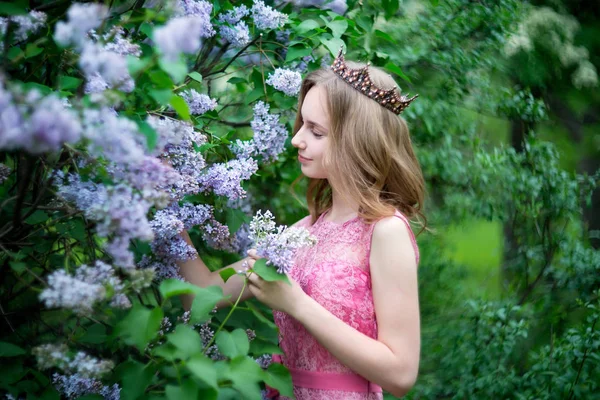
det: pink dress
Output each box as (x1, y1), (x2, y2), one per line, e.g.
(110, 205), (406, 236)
(270, 209), (420, 400)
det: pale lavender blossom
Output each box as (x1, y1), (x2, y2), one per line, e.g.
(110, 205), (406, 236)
(154, 10), (214, 61)
(54, 3), (109, 48)
(79, 43), (134, 92)
(251, 0), (288, 30)
(218, 5), (250, 24)
(0, 163), (11, 184)
(53, 373), (121, 400)
(199, 158), (258, 200)
(266, 68), (301, 96)
(180, 89), (217, 115)
(288, 0), (348, 15)
(232, 101), (288, 162)
(102, 27), (142, 56)
(33, 344), (114, 378)
(0, 10), (47, 45)
(177, 0), (214, 21)
(255, 354), (273, 369)
(249, 210), (317, 273)
(220, 21), (251, 47)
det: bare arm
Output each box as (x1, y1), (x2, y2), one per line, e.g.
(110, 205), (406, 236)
(177, 230), (254, 311)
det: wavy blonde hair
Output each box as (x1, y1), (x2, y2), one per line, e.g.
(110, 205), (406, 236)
(292, 61), (427, 234)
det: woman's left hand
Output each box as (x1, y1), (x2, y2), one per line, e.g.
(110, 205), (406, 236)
(244, 249), (307, 316)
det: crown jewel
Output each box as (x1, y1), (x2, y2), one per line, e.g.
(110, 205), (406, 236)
(330, 48), (418, 115)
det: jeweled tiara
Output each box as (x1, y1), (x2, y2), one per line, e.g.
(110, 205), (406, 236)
(330, 48), (418, 115)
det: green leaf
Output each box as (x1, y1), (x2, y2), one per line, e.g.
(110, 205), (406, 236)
(215, 329), (250, 358)
(115, 360), (156, 400)
(375, 30), (394, 43)
(225, 356), (265, 400)
(79, 324), (107, 344)
(219, 267), (237, 283)
(252, 259), (290, 284)
(286, 44), (312, 62)
(159, 279), (199, 300)
(159, 58), (188, 83)
(24, 210), (48, 225)
(227, 77), (246, 84)
(190, 286), (225, 324)
(9, 261), (26, 274)
(327, 19), (348, 39)
(226, 208), (249, 234)
(188, 71), (203, 83)
(264, 363), (294, 398)
(384, 62), (412, 84)
(150, 89), (173, 105)
(139, 22), (153, 38)
(185, 354), (218, 389)
(24, 43), (43, 58)
(295, 19), (320, 34)
(0, 342), (26, 357)
(0, 1), (27, 16)
(166, 324), (203, 358)
(246, 302), (277, 329)
(58, 76), (83, 91)
(115, 305), (163, 351)
(166, 380), (199, 400)
(170, 95), (191, 121)
(382, 0), (399, 19)
(127, 55), (152, 76)
(321, 38), (345, 57)
(137, 120), (159, 151)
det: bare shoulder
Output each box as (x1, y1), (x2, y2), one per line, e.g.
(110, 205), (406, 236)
(372, 215), (412, 243)
(370, 215), (416, 269)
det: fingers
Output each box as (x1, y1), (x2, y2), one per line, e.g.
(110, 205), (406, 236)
(247, 249), (260, 260)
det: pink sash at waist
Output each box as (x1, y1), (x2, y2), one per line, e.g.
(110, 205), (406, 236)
(271, 354), (383, 393)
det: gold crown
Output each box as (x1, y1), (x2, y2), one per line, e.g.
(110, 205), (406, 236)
(330, 48), (418, 115)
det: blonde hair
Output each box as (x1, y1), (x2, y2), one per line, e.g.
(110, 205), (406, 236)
(292, 61), (427, 234)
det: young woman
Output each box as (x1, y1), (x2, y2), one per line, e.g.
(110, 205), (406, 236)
(178, 50), (424, 399)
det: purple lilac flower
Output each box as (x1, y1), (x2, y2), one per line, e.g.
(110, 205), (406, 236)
(179, 89), (217, 115)
(249, 210), (317, 274)
(0, 163), (11, 184)
(199, 158), (258, 200)
(79, 43), (134, 92)
(147, 115), (206, 153)
(290, 0), (348, 15)
(266, 68), (301, 96)
(251, 0), (288, 30)
(0, 84), (82, 154)
(33, 344), (114, 378)
(0, 10), (47, 46)
(232, 101), (288, 162)
(218, 5), (250, 24)
(53, 373), (121, 400)
(54, 3), (109, 48)
(220, 21), (251, 47)
(154, 5), (215, 61)
(255, 354), (273, 369)
(102, 27), (142, 56)
(275, 29), (291, 44)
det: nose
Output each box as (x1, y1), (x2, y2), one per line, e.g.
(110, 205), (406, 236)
(291, 127), (306, 150)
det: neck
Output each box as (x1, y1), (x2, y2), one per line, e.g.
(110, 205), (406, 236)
(327, 184), (359, 222)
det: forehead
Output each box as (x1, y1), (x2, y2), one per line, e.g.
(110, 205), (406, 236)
(301, 85), (329, 127)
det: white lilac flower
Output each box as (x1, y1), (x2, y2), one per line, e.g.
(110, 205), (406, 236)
(179, 89), (217, 115)
(266, 68), (301, 96)
(251, 0), (288, 30)
(52, 373), (121, 400)
(218, 5), (250, 24)
(231, 101), (288, 162)
(0, 163), (11, 184)
(102, 27), (142, 56)
(0, 10), (47, 45)
(199, 158), (258, 200)
(249, 210), (317, 274)
(573, 60), (598, 88)
(220, 21), (251, 47)
(54, 3), (109, 48)
(33, 344), (114, 378)
(177, 0), (214, 22)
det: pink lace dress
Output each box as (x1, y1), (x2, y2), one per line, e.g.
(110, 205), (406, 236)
(270, 209), (420, 400)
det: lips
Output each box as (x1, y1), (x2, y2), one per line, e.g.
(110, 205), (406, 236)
(298, 154), (312, 162)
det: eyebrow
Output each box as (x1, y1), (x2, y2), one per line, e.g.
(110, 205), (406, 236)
(301, 114), (328, 132)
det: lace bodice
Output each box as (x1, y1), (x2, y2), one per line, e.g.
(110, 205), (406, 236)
(271, 209), (419, 400)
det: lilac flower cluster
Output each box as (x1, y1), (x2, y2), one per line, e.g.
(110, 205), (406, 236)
(33, 343), (114, 379)
(266, 68), (302, 96)
(54, 3), (109, 48)
(0, 10), (47, 48)
(179, 89), (217, 115)
(220, 21), (251, 47)
(53, 373), (121, 400)
(39, 261), (130, 314)
(154, 0), (215, 61)
(0, 82), (82, 155)
(289, 0), (348, 15)
(199, 158), (258, 200)
(251, 1), (288, 30)
(218, 5), (250, 24)
(232, 101), (288, 162)
(249, 210), (317, 274)
(0, 163), (11, 184)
